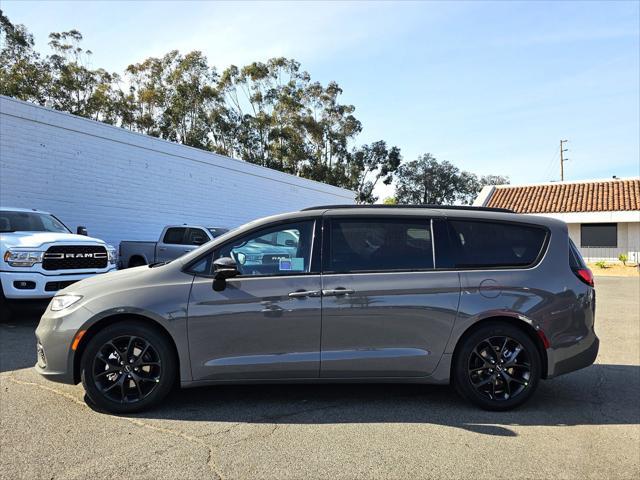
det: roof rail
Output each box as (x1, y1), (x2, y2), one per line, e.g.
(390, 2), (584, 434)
(301, 204), (514, 213)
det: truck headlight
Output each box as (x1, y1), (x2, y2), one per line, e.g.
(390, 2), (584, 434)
(106, 245), (117, 265)
(50, 294), (83, 311)
(3, 249), (44, 267)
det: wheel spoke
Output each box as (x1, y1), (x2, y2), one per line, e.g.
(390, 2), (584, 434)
(467, 335), (532, 402)
(92, 335), (162, 404)
(95, 366), (120, 378)
(500, 373), (512, 397)
(472, 376), (493, 387)
(504, 346), (523, 366)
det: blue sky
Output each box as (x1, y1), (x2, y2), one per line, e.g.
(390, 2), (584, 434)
(3, 0), (639, 193)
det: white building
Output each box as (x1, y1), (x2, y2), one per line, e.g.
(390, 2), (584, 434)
(0, 96), (355, 246)
(474, 178), (640, 263)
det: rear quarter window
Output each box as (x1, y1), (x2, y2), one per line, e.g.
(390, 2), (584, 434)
(447, 220), (547, 269)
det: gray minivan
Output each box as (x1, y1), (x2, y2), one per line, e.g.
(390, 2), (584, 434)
(35, 205), (599, 413)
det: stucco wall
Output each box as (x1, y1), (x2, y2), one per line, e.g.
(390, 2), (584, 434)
(0, 96), (355, 246)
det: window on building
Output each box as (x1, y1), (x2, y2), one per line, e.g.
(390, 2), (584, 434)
(581, 223), (617, 247)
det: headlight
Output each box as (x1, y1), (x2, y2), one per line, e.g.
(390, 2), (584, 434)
(106, 244), (117, 265)
(3, 249), (44, 267)
(50, 294), (83, 311)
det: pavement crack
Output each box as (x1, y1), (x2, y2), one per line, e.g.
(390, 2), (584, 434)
(5, 374), (224, 480)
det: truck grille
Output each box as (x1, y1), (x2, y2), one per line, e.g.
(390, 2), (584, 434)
(42, 246), (108, 270)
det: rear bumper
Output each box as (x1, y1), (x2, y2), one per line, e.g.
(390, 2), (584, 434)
(1, 268), (115, 299)
(547, 333), (599, 378)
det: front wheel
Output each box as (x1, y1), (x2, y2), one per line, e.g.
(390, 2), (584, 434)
(453, 322), (541, 411)
(81, 321), (176, 413)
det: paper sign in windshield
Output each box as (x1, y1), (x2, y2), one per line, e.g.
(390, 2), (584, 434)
(279, 257), (304, 271)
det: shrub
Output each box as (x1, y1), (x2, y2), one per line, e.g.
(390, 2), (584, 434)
(595, 260), (608, 269)
(618, 253), (628, 266)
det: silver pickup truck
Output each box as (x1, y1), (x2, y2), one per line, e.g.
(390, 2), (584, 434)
(119, 225), (229, 268)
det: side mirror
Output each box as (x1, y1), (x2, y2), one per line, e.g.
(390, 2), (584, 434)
(76, 226), (88, 236)
(192, 236), (206, 245)
(212, 257), (239, 291)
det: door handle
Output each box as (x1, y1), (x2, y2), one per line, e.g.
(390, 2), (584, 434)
(158, 247), (166, 251)
(288, 290), (321, 298)
(322, 288), (355, 296)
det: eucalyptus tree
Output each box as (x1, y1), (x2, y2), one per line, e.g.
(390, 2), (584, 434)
(0, 10), (49, 103)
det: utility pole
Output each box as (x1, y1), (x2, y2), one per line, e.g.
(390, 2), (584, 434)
(560, 139), (569, 181)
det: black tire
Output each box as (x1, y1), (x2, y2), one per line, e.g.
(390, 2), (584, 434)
(81, 321), (176, 413)
(128, 257), (147, 268)
(453, 322), (541, 411)
(0, 288), (12, 322)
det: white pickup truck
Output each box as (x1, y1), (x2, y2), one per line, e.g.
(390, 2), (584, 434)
(0, 207), (117, 316)
(118, 225), (229, 268)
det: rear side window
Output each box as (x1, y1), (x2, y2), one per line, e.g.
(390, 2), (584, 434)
(163, 227), (186, 244)
(447, 220), (547, 268)
(569, 238), (586, 269)
(326, 218), (433, 272)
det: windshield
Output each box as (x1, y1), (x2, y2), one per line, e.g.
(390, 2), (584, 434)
(207, 227), (230, 238)
(0, 211), (71, 233)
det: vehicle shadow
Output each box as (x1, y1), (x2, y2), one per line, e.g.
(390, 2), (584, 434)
(0, 308), (41, 373)
(126, 363), (639, 437)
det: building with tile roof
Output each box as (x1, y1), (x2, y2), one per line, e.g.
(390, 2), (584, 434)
(474, 178), (640, 263)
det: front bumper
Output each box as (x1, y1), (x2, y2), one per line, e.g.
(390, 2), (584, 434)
(1, 268), (116, 300)
(34, 304), (95, 385)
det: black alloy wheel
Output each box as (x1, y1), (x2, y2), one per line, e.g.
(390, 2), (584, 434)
(454, 322), (541, 411)
(81, 321), (176, 413)
(92, 335), (162, 404)
(467, 336), (531, 401)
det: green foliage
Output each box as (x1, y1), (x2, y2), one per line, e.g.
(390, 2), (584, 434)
(383, 196), (398, 205)
(618, 253), (628, 266)
(595, 260), (608, 269)
(0, 11), (503, 205)
(394, 154), (508, 205)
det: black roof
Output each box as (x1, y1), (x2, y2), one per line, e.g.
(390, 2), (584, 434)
(301, 204), (513, 213)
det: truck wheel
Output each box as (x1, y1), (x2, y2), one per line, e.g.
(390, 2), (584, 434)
(0, 289), (12, 322)
(129, 257), (147, 268)
(80, 321), (177, 413)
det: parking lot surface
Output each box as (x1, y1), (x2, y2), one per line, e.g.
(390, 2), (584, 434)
(1, 276), (639, 480)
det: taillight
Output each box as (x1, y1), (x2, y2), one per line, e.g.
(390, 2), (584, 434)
(573, 268), (594, 287)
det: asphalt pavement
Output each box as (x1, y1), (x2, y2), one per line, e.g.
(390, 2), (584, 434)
(1, 276), (639, 479)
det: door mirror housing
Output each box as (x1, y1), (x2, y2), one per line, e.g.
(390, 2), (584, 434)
(76, 226), (88, 236)
(212, 257), (239, 291)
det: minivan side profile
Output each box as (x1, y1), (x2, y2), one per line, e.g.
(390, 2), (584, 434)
(35, 205), (599, 413)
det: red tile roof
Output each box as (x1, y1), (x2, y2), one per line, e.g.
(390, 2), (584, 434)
(485, 179), (640, 213)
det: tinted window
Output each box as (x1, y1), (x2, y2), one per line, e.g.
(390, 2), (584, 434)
(581, 223), (617, 247)
(448, 220), (547, 268)
(163, 227), (186, 244)
(0, 211), (69, 233)
(207, 227), (229, 238)
(569, 239), (586, 269)
(187, 228), (208, 245)
(327, 218), (433, 272)
(217, 221), (314, 276)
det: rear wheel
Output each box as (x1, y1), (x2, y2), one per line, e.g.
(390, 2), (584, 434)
(81, 321), (176, 413)
(128, 257), (147, 268)
(453, 322), (541, 411)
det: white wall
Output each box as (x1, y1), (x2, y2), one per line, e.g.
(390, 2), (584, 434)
(0, 96), (355, 246)
(567, 221), (640, 263)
